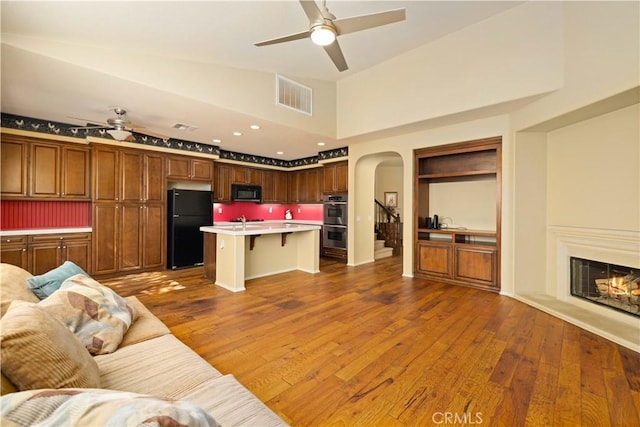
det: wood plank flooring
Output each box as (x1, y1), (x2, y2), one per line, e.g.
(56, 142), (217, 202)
(102, 257), (640, 426)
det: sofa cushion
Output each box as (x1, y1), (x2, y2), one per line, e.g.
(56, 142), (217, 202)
(119, 296), (171, 347)
(39, 274), (138, 355)
(0, 263), (38, 317)
(0, 300), (101, 391)
(1, 373), (17, 396)
(0, 388), (220, 427)
(179, 374), (289, 427)
(26, 261), (88, 300)
(94, 334), (223, 395)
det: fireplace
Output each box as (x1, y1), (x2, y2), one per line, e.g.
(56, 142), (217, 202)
(570, 257), (640, 317)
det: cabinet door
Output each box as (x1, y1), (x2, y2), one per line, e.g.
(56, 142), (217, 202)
(0, 237), (28, 269)
(142, 204), (164, 269)
(288, 170), (301, 203)
(274, 171), (289, 203)
(166, 156), (190, 180)
(144, 153), (165, 203)
(30, 142), (60, 197)
(247, 168), (262, 185)
(306, 168), (322, 203)
(417, 242), (451, 277)
(232, 165), (248, 184)
(121, 151), (144, 202)
(119, 204), (143, 271)
(93, 147), (120, 202)
(1, 139), (28, 197)
(93, 204), (119, 275)
(191, 159), (213, 182)
(214, 163), (232, 202)
(29, 241), (62, 275)
(323, 164), (335, 193)
(454, 246), (497, 287)
(63, 238), (92, 273)
(334, 162), (348, 192)
(61, 145), (91, 199)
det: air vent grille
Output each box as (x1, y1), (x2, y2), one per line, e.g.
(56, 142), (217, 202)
(276, 75), (312, 116)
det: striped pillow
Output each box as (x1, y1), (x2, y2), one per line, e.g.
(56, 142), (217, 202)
(0, 300), (101, 391)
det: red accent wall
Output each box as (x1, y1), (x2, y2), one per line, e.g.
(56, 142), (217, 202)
(213, 202), (323, 222)
(0, 200), (92, 230)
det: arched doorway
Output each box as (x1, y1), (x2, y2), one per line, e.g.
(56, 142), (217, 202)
(348, 152), (404, 269)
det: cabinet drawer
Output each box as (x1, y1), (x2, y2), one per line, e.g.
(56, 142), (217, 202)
(0, 235), (27, 245)
(29, 233), (91, 243)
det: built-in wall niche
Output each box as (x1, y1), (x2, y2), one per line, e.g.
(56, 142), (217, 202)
(428, 178), (497, 230)
(414, 136), (502, 292)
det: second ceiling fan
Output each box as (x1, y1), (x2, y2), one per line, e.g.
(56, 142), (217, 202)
(254, 0), (406, 72)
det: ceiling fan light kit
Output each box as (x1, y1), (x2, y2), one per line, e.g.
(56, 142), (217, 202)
(310, 24), (336, 46)
(254, 0), (406, 72)
(106, 129), (132, 141)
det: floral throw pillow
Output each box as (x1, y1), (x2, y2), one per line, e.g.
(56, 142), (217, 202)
(39, 274), (138, 355)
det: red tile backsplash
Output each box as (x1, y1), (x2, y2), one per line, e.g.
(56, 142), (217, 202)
(213, 202), (323, 222)
(0, 200), (92, 229)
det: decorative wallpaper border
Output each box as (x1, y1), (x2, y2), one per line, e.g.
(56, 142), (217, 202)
(1, 113), (347, 167)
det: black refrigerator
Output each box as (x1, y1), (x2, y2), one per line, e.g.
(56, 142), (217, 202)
(167, 189), (213, 269)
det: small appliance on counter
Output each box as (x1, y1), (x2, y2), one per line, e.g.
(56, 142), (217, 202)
(285, 209), (293, 220)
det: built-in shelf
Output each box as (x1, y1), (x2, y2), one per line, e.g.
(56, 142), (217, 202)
(414, 137), (502, 292)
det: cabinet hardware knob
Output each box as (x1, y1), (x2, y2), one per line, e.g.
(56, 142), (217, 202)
(63, 246), (66, 249)
(22, 249), (26, 252)
(6, 239), (10, 243)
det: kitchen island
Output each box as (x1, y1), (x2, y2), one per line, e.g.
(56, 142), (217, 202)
(200, 222), (321, 292)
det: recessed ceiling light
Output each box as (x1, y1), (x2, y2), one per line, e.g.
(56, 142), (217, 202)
(250, 125), (260, 130)
(317, 142), (326, 146)
(212, 139), (221, 143)
(276, 151), (284, 155)
(233, 131), (242, 136)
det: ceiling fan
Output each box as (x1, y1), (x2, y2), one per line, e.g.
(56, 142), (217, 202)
(70, 107), (167, 141)
(254, 0), (406, 72)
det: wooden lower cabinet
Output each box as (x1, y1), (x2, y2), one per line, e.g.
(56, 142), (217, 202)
(417, 242), (451, 277)
(142, 204), (165, 269)
(93, 204), (119, 275)
(1, 233), (91, 275)
(0, 236), (28, 270)
(415, 231), (498, 291)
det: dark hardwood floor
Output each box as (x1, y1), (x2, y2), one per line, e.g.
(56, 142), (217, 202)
(102, 256), (640, 426)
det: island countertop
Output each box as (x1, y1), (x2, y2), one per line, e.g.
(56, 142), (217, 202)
(200, 222), (321, 236)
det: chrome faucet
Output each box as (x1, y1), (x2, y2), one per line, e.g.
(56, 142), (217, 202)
(240, 215), (246, 229)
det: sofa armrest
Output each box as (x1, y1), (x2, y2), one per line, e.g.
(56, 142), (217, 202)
(119, 296), (170, 347)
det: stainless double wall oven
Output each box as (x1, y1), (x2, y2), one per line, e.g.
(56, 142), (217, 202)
(323, 193), (347, 252)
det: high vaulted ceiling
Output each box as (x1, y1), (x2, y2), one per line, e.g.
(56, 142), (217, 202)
(1, 1), (522, 160)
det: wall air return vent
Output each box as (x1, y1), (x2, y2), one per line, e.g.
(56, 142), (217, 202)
(276, 74), (312, 116)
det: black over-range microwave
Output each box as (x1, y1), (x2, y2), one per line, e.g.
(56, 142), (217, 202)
(231, 184), (262, 202)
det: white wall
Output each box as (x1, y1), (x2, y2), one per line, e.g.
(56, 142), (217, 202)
(375, 164), (403, 218)
(429, 179), (496, 231)
(546, 104), (640, 231)
(337, 1), (564, 138)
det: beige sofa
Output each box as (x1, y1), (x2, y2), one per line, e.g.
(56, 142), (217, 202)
(0, 263), (287, 426)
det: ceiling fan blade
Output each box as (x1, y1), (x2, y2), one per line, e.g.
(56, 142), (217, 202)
(254, 29), (311, 47)
(334, 8), (406, 36)
(323, 40), (348, 72)
(299, 0), (324, 23)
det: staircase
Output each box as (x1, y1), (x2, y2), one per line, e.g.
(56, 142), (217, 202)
(375, 239), (394, 260)
(374, 198), (403, 260)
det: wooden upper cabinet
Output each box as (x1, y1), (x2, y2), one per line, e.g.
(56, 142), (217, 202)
(323, 161), (348, 194)
(30, 142), (60, 198)
(231, 165), (262, 185)
(288, 168), (322, 203)
(0, 135), (90, 199)
(144, 153), (165, 203)
(61, 145), (91, 199)
(262, 169), (288, 203)
(120, 150), (144, 202)
(93, 146), (120, 202)
(1, 138), (28, 197)
(167, 155), (212, 182)
(214, 163), (232, 202)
